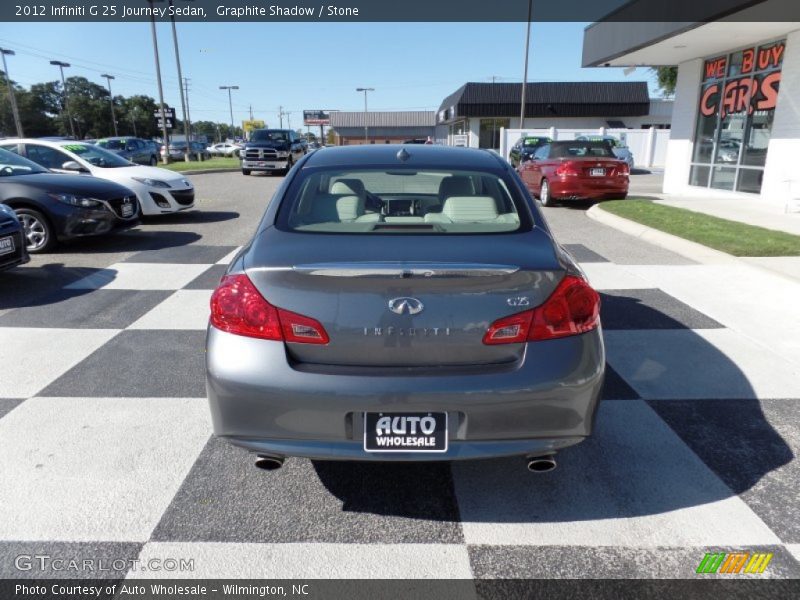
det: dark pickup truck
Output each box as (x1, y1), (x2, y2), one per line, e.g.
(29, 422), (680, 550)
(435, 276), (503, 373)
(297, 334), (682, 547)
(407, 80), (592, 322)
(240, 129), (306, 175)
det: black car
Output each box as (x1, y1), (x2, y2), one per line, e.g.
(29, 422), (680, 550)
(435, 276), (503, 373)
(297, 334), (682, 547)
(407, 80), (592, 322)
(508, 136), (553, 168)
(0, 202), (29, 271)
(0, 148), (140, 253)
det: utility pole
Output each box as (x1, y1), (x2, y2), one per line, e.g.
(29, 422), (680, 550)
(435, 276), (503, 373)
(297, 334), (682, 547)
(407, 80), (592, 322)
(249, 104), (253, 120)
(488, 76), (501, 149)
(100, 73), (118, 136)
(148, 0), (170, 163)
(278, 106), (284, 128)
(519, 0), (533, 128)
(168, 0), (192, 161)
(183, 78), (193, 141)
(286, 111), (292, 130)
(220, 85), (238, 138)
(0, 48), (23, 137)
(50, 60), (75, 138)
(356, 88), (374, 144)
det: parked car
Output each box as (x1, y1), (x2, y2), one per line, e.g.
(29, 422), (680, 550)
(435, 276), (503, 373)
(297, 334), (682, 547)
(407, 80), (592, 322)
(206, 145), (604, 469)
(96, 137), (159, 166)
(161, 141), (188, 161)
(508, 136), (552, 168)
(208, 142), (242, 157)
(0, 139), (195, 216)
(0, 147), (139, 253)
(0, 201), (29, 270)
(518, 140), (629, 206)
(190, 141), (212, 160)
(575, 135), (635, 170)
(239, 129), (306, 175)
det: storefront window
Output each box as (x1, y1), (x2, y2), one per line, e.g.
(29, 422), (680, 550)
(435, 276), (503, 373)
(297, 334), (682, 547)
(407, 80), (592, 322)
(479, 118), (509, 149)
(690, 40), (784, 194)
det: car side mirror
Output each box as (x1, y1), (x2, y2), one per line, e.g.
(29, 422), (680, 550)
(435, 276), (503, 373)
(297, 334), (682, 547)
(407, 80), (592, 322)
(61, 160), (85, 172)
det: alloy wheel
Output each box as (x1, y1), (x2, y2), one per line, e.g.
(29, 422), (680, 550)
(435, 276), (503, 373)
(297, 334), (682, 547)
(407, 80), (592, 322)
(20, 213), (48, 251)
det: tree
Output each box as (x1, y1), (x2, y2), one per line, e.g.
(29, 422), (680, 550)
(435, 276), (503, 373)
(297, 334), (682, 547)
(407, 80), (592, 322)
(652, 66), (678, 97)
(119, 95), (159, 139)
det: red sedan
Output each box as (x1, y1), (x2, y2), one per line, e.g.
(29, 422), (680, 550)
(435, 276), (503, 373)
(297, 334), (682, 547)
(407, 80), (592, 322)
(518, 140), (629, 206)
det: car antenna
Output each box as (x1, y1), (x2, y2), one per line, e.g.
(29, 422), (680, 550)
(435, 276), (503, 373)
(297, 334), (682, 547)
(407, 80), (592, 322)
(396, 148), (410, 162)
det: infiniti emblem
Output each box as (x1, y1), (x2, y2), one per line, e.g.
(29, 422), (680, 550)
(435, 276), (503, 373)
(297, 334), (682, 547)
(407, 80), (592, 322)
(388, 297), (424, 315)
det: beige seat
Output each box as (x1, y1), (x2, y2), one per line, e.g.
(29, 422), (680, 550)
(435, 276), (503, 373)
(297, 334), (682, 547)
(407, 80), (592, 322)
(424, 196), (499, 223)
(306, 178), (380, 223)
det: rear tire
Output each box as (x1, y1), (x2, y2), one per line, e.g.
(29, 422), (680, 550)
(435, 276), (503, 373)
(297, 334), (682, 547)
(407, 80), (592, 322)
(16, 208), (56, 253)
(540, 179), (555, 207)
(242, 169), (251, 176)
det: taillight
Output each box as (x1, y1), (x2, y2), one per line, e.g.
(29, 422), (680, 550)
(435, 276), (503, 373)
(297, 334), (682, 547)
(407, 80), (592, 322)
(483, 275), (600, 345)
(618, 163), (630, 176)
(555, 161), (580, 177)
(210, 274), (329, 344)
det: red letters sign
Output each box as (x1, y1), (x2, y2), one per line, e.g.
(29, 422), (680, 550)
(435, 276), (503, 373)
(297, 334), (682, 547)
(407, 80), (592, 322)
(700, 42), (784, 119)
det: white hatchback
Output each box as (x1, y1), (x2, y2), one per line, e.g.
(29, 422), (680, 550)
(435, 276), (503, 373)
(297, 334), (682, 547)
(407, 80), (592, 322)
(0, 139), (195, 216)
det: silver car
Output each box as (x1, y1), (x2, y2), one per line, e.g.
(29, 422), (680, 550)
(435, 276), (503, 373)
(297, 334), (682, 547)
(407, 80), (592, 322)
(206, 145), (604, 470)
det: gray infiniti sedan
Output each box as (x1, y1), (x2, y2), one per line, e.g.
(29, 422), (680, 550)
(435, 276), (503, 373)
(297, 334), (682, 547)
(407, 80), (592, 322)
(206, 145), (604, 471)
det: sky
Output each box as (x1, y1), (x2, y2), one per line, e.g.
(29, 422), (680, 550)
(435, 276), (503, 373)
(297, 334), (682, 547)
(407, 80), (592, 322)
(0, 21), (658, 127)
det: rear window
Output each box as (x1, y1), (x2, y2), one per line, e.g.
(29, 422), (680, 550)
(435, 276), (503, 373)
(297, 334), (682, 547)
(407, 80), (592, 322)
(276, 168), (528, 234)
(550, 142), (614, 158)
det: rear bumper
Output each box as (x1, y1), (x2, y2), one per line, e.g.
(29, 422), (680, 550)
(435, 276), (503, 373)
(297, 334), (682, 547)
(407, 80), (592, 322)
(206, 326), (605, 461)
(549, 177), (628, 200)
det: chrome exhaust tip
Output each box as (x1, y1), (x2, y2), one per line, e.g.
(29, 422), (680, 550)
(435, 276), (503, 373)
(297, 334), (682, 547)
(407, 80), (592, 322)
(526, 455), (557, 473)
(254, 455), (285, 471)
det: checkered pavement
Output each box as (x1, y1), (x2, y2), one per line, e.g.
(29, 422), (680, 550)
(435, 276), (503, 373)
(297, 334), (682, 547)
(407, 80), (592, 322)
(1, 240), (799, 581)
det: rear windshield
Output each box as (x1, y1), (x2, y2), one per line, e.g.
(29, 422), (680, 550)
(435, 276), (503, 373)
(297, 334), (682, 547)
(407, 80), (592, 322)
(550, 142), (614, 158)
(277, 168), (528, 234)
(522, 137), (550, 147)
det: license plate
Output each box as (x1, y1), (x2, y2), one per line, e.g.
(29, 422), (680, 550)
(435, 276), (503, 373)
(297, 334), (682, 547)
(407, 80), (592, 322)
(121, 204), (134, 217)
(364, 412), (448, 453)
(257, 162), (276, 168)
(0, 236), (14, 256)
(590, 168), (605, 176)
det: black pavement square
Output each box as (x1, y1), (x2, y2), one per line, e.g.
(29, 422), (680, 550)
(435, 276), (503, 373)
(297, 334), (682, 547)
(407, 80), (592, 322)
(124, 245), (237, 265)
(0, 398), (24, 421)
(152, 436), (464, 544)
(0, 541), (142, 578)
(600, 289), (724, 330)
(183, 264), (228, 290)
(601, 364), (640, 400)
(40, 330), (206, 397)
(467, 545), (800, 579)
(563, 244), (609, 263)
(649, 398), (799, 544)
(0, 289), (171, 329)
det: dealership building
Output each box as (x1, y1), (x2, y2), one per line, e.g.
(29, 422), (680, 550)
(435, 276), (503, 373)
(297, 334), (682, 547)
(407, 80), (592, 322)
(436, 82), (672, 148)
(584, 8), (800, 204)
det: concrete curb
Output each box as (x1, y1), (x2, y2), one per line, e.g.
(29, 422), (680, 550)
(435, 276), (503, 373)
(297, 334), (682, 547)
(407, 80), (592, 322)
(587, 204), (800, 283)
(174, 168), (241, 175)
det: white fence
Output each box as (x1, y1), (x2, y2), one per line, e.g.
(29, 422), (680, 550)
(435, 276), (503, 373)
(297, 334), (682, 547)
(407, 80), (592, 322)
(498, 127), (671, 169)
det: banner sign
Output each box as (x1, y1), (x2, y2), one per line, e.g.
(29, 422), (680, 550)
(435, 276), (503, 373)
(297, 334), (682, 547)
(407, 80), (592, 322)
(303, 110), (331, 126)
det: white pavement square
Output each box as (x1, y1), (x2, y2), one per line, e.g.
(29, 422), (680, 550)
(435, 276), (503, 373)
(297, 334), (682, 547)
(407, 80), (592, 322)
(129, 290), (213, 330)
(65, 263), (212, 291)
(605, 329), (800, 399)
(579, 262), (657, 290)
(129, 542), (474, 579)
(0, 328), (119, 397)
(0, 397), (211, 542)
(623, 264), (800, 368)
(453, 401), (780, 547)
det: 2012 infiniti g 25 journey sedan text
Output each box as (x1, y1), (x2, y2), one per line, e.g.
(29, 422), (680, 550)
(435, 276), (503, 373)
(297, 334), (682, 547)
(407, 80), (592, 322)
(206, 145), (605, 470)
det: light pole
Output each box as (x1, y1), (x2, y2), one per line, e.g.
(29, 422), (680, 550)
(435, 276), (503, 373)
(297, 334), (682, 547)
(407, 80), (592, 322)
(220, 85), (238, 139)
(169, 0), (193, 161)
(356, 87), (374, 144)
(519, 0), (533, 128)
(100, 74), (118, 136)
(147, 0), (171, 163)
(50, 60), (75, 138)
(0, 48), (23, 137)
